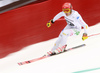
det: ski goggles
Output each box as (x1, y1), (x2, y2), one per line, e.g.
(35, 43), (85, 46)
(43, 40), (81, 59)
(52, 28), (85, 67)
(63, 8), (71, 13)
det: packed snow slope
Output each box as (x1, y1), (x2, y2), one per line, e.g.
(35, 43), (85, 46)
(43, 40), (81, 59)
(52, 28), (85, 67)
(0, 23), (100, 73)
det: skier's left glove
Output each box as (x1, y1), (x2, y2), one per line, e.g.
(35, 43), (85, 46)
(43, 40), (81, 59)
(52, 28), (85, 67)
(82, 33), (88, 41)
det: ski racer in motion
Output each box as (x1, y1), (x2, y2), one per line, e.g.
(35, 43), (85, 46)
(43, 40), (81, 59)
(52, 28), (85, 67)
(46, 2), (88, 56)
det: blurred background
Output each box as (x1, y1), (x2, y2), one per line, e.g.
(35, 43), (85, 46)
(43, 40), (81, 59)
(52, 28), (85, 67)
(0, 0), (100, 73)
(0, 0), (19, 7)
(0, 0), (48, 13)
(0, 0), (100, 59)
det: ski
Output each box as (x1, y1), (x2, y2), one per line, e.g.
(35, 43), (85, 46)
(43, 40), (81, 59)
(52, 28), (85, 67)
(18, 44), (86, 66)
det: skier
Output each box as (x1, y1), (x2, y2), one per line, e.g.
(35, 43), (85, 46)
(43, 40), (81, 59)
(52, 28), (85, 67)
(46, 2), (88, 56)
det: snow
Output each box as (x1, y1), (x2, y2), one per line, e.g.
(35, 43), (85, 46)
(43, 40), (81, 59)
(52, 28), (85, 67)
(0, 23), (100, 73)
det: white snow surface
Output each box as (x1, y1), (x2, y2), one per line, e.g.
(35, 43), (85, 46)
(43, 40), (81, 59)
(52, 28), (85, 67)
(0, 23), (100, 73)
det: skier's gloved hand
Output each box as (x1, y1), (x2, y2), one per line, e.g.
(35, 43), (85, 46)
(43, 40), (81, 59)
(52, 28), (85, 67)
(46, 19), (54, 28)
(82, 33), (88, 41)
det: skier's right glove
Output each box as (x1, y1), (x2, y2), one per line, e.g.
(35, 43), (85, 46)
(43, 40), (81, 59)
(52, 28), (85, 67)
(46, 19), (54, 28)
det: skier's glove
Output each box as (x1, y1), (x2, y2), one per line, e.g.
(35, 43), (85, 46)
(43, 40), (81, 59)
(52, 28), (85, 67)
(47, 19), (54, 28)
(82, 33), (88, 41)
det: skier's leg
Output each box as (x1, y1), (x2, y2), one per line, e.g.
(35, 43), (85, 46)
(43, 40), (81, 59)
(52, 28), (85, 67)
(45, 32), (63, 56)
(54, 29), (70, 53)
(54, 29), (79, 53)
(59, 29), (74, 47)
(46, 29), (80, 56)
(51, 32), (63, 52)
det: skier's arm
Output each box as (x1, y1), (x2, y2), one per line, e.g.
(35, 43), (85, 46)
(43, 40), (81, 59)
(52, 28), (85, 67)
(47, 12), (63, 28)
(77, 13), (88, 40)
(52, 12), (63, 22)
(77, 15), (88, 34)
